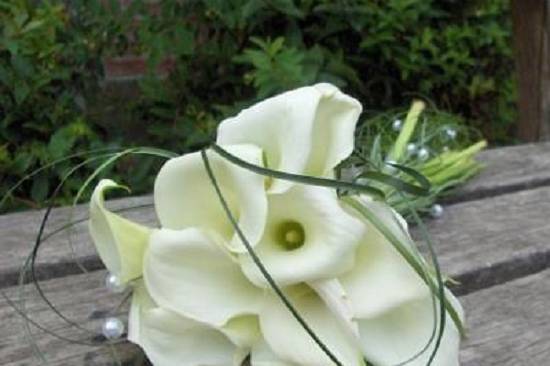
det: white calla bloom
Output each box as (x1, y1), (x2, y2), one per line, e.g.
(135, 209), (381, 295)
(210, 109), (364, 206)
(355, 292), (463, 366)
(340, 199), (428, 318)
(154, 144), (267, 252)
(250, 339), (299, 366)
(217, 83), (362, 193)
(87, 84), (463, 366)
(339, 198), (463, 365)
(259, 286), (364, 366)
(89, 179), (151, 283)
(129, 282), (248, 366)
(239, 185), (365, 287)
(144, 228), (263, 327)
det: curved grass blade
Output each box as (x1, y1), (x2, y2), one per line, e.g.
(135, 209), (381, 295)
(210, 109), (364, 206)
(201, 149), (345, 366)
(358, 170), (429, 196)
(210, 143), (385, 199)
(0, 147), (121, 210)
(402, 196), (446, 365)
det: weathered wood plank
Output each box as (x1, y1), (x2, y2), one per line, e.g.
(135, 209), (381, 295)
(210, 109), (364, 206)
(418, 185), (550, 295)
(0, 195), (156, 288)
(0, 271), (140, 365)
(460, 268), (550, 365)
(4, 268), (550, 365)
(449, 142), (550, 202)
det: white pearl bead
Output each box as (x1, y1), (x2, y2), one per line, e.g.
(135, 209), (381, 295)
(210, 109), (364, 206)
(392, 119), (402, 131)
(417, 148), (430, 161)
(406, 143), (417, 155)
(430, 204), (444, 218)
(385, 159), (397, 173)
(444, 127), (457, 140)
(105, 273), (127, 294)
(102, 317), (125, 340)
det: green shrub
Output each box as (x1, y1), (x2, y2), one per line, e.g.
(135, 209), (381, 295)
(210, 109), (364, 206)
(0, 0), (516, 211)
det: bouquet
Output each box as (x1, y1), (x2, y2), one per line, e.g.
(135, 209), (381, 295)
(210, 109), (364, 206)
(88, 84), (465, 365)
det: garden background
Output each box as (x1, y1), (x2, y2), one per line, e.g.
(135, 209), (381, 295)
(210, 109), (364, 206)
(0, 0), (517, 211)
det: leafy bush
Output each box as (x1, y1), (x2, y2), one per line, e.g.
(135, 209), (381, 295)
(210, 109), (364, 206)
(0, 0), (515, 211)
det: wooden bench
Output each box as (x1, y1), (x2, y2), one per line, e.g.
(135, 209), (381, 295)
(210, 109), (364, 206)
(1, 142), (550, 365)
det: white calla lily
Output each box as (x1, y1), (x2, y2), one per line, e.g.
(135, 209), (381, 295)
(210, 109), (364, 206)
(339, 199), (428, 318)
(239, 185), (365, 287)
(259, 286), (364, 366)
(154, 144), (267, 252)
(217, 83), (361, 193)
(89, 179), (151, 283)
(355, 292), (463, 366)
(128, 282), (248, 366)
(250, 339), (299, 366)
(339, 198), (463, 365)
(144, 228), (263, 327)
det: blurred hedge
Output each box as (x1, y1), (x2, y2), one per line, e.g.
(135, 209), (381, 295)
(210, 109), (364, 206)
(0, 0), (516, 211)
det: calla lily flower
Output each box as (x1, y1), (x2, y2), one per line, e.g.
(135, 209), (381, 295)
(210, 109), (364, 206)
(88, 84), (463, 366)
(217, 83), (362, 193)
(338, 198), (464, 366)
(128, 282), (250, 366)
(239, 184), (365, 287)
(143, 227), (263, 327)
(154, 144), (267, 252)
(258, 286), (364, 366)
(89, 179), (151, 283)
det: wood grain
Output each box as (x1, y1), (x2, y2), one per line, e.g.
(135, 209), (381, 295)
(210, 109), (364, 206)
(449, 142), (550, 202)
(0, 195), (156, 288)
(416, 185), (550, 295)
(0, 271), (140, 365)
(460, 268), (550, 365)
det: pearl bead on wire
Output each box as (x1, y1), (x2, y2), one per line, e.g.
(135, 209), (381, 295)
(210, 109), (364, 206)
(430, 203), (444, 219)
(102, 317), (125, 340)
(105, 273), (127, 294)
(417, 147), (430, 161)
(392, 119), (402, 131)
(444, 127), (457, 140)
(406, 143), (417, 155)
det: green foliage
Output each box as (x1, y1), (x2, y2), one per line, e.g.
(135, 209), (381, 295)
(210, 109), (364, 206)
(1, 0), (515, 212)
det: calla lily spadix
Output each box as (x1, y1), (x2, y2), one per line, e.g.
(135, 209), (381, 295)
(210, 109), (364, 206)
(88, 83), (463, 366)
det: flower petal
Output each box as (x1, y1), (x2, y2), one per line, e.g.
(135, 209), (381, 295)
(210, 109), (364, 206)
(309, 279), (360, 339)
(239, 185), (365, 287)
(355, 291), (463, 366)
(144, 228), (263, 327)
(89, 179), (151, 282)
(305, 83), (362, 177)
(259, 286), (364, 366)
(251, 339), (299, 366)
(221, 315), (261, 350)
(154, 144), (267, 252)
(128, 283), (244, 366)
(217, 84), (361, 193)
(340, 198), (428, 318)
